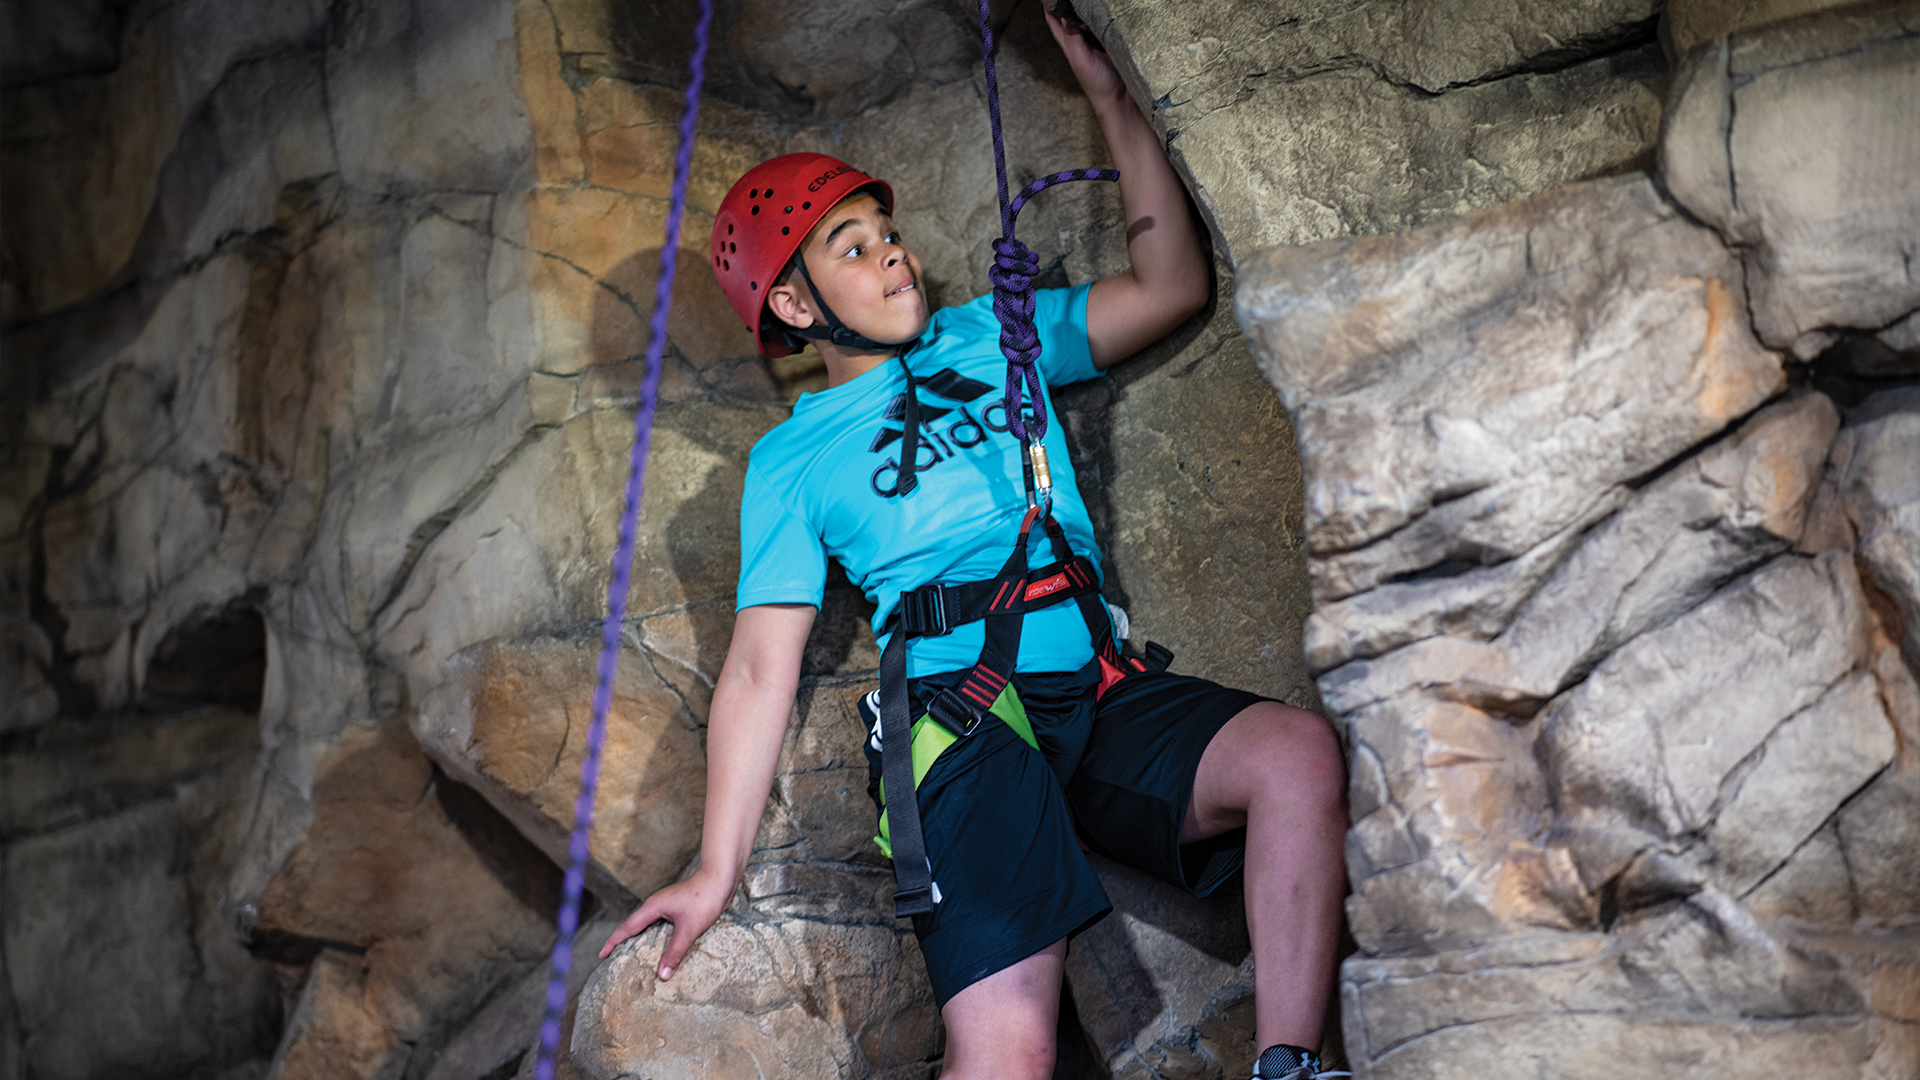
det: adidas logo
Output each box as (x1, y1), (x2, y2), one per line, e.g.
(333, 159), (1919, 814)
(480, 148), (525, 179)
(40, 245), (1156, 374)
(869, 368), (1016, 498)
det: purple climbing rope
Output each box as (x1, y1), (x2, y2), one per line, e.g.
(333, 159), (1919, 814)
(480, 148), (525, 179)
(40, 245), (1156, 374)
(531, 1), (712, 1076)
(976, 0), (1118, 447)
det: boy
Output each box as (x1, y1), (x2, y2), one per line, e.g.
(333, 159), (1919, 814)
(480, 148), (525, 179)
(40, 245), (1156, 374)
(602, 14), (1347, 1079)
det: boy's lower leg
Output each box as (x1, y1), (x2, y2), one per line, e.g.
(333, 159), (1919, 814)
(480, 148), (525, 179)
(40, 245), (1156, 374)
(937, 938), (1067, 1080)
(1185, 701), (1349, 1051)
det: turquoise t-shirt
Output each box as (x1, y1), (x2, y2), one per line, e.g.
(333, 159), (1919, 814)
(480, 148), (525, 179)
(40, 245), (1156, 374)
(737, 284), (1107, 677)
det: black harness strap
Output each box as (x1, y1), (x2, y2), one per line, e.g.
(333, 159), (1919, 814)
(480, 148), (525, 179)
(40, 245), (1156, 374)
(921, 507), (1046, 732)
(898, 361), (922, 496)
(878, 625), (934, 915)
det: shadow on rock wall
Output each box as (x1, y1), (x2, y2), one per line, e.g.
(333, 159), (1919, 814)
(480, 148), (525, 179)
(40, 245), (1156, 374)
(584, 242), (881, 686)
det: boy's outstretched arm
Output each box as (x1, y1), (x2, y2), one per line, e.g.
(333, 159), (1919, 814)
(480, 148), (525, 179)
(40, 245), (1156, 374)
(600, 602), (815, 978)
(1047, 10), (1209, 369)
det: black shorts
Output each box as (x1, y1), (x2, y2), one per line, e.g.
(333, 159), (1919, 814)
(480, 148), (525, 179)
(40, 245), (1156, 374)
(861, 661), (1268, 1006)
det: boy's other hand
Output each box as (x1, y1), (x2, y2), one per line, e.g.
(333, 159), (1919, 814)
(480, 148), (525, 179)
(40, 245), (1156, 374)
(599, 865), (734, 981)
(1045, 8), (1128, 113)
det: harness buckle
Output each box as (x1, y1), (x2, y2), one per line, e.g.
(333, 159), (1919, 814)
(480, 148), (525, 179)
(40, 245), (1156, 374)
(900, 584), (949, 637)
(924, 688), (983, 737)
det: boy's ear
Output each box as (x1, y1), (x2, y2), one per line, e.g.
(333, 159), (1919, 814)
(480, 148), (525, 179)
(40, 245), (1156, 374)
(765, 282), (814, 331)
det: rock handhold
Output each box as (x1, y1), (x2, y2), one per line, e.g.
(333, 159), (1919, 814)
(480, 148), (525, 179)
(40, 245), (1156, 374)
(1237, 173), (1785, 603)
(1660, 0), (1920, 358)
(568, 678), (940, 1079)
(1076, 0), (1667, 262)
(413, 633), (707, 908)
(572, 903), (937, 1080)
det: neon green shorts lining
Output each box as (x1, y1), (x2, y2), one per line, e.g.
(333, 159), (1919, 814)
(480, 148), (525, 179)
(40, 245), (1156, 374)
(872, 683), (1037, 858)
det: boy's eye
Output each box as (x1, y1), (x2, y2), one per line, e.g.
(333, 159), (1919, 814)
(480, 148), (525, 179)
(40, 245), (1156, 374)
(843, 232), (898, 259)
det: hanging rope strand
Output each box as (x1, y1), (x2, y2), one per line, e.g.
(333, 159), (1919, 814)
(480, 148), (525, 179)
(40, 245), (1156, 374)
(978, 0), (1014, 234)
(533, 1), (713, 1076)
(973, 0), (1117, 451)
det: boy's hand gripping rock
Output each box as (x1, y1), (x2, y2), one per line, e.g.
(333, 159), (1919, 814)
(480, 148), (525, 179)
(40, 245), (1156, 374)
(1045, 9), (1128, 113)
(599, 866), (734, 981)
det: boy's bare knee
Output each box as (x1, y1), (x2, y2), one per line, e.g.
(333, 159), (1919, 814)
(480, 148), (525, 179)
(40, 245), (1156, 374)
(1301, 714), (1347, 814)
(942, 1027), (1055, 1080)
(1255, 703), (1347, 813)
(940, 944), (1065, 1080)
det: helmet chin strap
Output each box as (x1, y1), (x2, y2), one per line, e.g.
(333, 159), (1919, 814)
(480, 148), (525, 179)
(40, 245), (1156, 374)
(782, 252), (927, 495)
(783, 253), (914, 354)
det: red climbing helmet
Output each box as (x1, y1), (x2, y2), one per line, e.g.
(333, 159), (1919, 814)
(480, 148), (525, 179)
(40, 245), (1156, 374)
(712, 153), (895, 358)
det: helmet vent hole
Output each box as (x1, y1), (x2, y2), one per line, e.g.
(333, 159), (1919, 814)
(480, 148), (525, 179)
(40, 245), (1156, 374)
(750, 281), (758, 290)
(784, 206), (792, 213)
(751, 205), (759, 215)
(803, 201), (812, 209)
(729, 242), (736, 252)
(723, 259), (730, 270)
(750, 188), (759, 198)
(727, 224), (734, 235)
(781, 226), (790, 235)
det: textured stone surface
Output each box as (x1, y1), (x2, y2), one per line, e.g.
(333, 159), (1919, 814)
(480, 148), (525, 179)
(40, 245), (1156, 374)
(1492, 390), (1838, 698)
(413, 634), (705, 908)
(1343, 927), (1878, 1080)
(248, 720), (559, 1078)
(1542, 553), (1883, 890)
(1661, 0), (1920, 357)
(1075, 0), (1668, 263)
(1792, 388), (1920, 939)
(1062, 856), (1259, 1080)
(1, 708), (279, 1080)
(570, 679), (939, 1080)
(1234, 7), (1920, 1065)
(1305, 389), (1837, 698)
(1666, 0), (1865, 55)
(1811, 389), (1920, 672)
(1239, 173), (1785, 603)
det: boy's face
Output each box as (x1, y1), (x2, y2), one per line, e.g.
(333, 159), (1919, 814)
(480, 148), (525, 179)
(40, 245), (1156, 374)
(767, 192), (928, 347)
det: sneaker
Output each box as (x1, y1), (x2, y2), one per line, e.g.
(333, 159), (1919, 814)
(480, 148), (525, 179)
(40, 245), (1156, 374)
(1251, 1044), (1351, 1080)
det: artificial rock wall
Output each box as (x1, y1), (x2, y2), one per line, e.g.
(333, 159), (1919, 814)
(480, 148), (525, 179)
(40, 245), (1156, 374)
(4, 0), (1915, 1079)
(1225, 2), (1920, 1078)
(3, 0), (1302, 1076)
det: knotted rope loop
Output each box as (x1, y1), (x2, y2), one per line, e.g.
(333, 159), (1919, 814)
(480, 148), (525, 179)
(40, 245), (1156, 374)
(990, 233), (1045, 442)
(985, 170), (1123, 446)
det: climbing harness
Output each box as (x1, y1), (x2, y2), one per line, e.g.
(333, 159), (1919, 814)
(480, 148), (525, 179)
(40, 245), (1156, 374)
(873, 0), (1178, 920)
(531, 0), (711, 1077)
(870, 508), (1173, 870)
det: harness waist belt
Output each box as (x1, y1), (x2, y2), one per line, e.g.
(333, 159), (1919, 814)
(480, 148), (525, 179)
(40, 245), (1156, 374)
(893, 556), (1102, 639)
